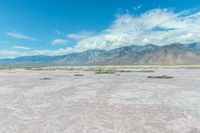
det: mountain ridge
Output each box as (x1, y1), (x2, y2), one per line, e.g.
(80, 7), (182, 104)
(1, 43), (200, 66)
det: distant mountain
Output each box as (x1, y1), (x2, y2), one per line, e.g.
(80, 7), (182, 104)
(1, 43), (200, 66)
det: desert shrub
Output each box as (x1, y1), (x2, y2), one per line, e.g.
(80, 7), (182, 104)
(95, 68), (115, 74)
(40, 77), (52, 80)
(115, 70), (133, 72)
(137, 70), (155, 73)
(147, 75), (173, 79)
(116, 69), (155, 73)
(74, 74), (84, 76)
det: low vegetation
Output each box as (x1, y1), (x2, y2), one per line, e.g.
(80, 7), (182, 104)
(40, 77), (52, 80)
(95, 68), (116, 74)
(147, 75), (173, 79)
(0, 66), (42, 70)
(116, 69), (155, 73)
(74, 74), (84, 76)
(94, 67), (155, 74)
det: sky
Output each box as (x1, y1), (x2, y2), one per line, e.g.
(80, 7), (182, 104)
(0, 0), (200, 58)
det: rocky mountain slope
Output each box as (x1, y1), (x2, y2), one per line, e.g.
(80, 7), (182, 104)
(1, 43), (200, 65)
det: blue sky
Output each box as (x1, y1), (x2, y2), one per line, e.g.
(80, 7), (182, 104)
(0, 0), (200, 58)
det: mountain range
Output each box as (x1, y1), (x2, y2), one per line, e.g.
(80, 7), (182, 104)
(1, 43), (200, 66)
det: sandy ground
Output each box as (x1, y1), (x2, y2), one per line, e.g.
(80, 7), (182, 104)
(0, 68), (200, 133)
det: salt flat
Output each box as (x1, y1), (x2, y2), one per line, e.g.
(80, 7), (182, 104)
(0, 68), (200, 133)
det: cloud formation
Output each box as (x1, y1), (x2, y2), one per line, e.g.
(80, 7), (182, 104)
(6, 32), (38, 41)
(55, 30), (61, 35)
(133, 5), (142, 10)
(2, 8), (200, 58)
(67, 31), (96, 41)
(13, 46), (31, 50)
(51, 39), (68, 45)
(74, 8), (200, 51)
(0, 47), (75, 59)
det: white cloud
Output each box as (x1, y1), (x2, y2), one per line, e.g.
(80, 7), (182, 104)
(0, 47), (76, 59)
(133, 5), (142, 10)
(73, 8), (200, 51)
(6, 32), (38, 41)
(13, 46), (31, 50)
(34, 47), (76, 55)
(55, 30), (61, 35)
(67, 31), (96, 40)
(51, 39), (68, 45)
(1, 8), (200, 59)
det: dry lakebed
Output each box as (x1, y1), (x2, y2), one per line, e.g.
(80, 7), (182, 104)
(0, 67), (200, 133)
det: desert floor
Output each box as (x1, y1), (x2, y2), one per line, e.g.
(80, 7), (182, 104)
(0, 68), (200, 133)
